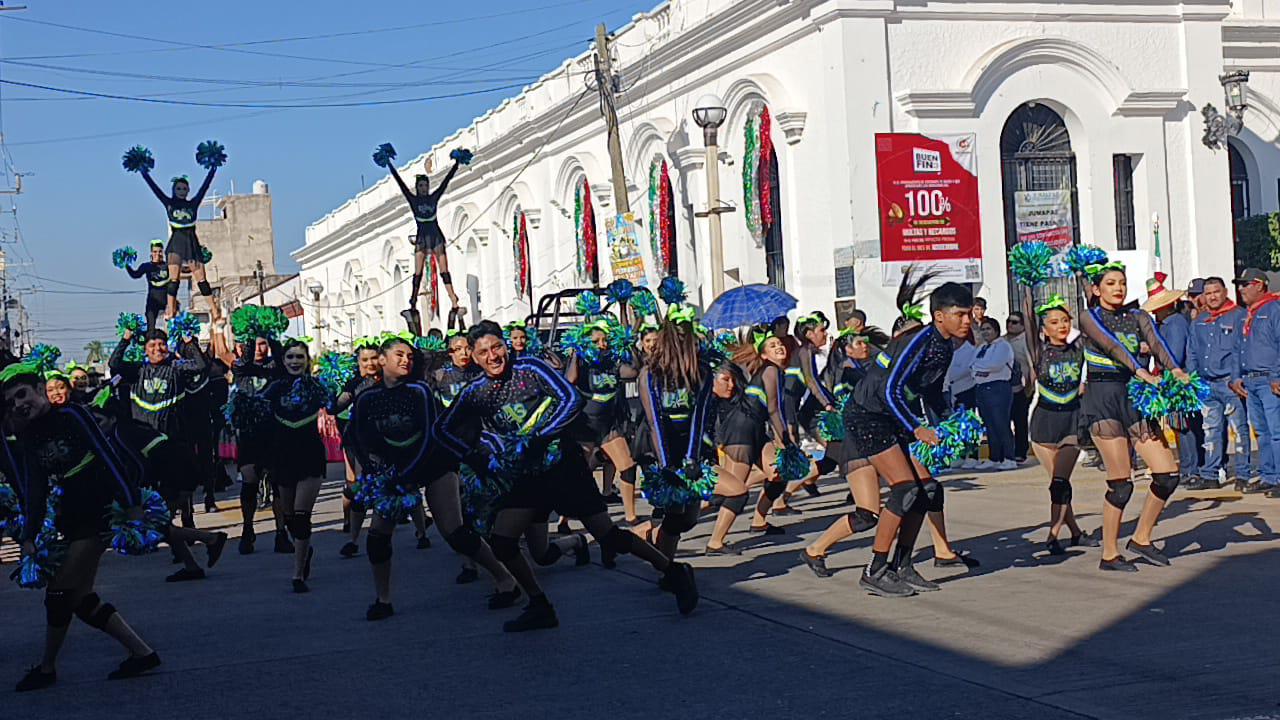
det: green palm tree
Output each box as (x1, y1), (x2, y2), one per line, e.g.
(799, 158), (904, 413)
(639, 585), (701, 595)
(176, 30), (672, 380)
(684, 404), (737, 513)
(84, 340), (106, 365)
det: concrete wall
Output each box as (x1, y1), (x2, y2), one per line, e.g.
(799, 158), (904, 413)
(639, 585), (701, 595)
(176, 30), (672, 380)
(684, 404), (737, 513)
(199, 193), (277, 284)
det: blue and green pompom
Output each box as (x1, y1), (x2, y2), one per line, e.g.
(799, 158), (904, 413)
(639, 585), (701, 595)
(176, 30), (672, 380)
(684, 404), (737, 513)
(230, 305), (289, 343)
(609, 324), (636, 365)
(222, 389), (271, 430)
(352, 468), (422, 522)
(910, 409), (985, 474)
(27, 344), (62, 375)
(658, 276), (687, 305)
(1127, 371), (1210, 419)
(414, 334), (446, 353)
(122, 145), (155, 173)
(107, 488), (170, 557)
(489, 437), (561, 480)
(459, 463), (504, 537)
(372, 142), (397, 168)
(640, 460), (718, 508)
(199, 246), (213, 264)
(450, 147), (474, 165)
(316, 351), (357, 398)
(575, 290), (602, 317)
(605, 279), (635, 307)
(1064, 244), (1108, 275)
(773, 444), (811, 482)
(117, 312), (145, 338)
(284, 377), (332, 413)
(167, 312), (201, 349)
(0, 481), (19, 539)
(112, 246), (138, 270)
(629, 288), (658, 319)
(1127, 377), (1167, 419)
(11, 486), (65, 590)
(195, 140), (227, 170)
(817, 410), (846, 442)
(1009, 242), (1060, 287)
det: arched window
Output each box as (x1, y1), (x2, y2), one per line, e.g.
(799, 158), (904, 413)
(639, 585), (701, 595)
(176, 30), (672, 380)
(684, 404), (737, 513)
(742, 104), (785, 288)
(1229, 142), (1251, 221)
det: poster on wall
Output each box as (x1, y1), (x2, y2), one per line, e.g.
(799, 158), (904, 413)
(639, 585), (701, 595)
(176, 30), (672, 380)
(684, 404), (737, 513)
(605, 213), (647, 285)
(1014, 189), (1074, 249)
(875, 132), (983, 285)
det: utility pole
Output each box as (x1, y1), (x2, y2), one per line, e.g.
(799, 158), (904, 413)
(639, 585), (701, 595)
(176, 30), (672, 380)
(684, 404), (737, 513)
(255, 260), (266, 305)
(595, 24), (631, 216)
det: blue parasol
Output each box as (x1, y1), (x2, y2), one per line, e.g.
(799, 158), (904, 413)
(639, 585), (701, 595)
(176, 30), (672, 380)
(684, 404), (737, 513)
(701, 284), (798, 330)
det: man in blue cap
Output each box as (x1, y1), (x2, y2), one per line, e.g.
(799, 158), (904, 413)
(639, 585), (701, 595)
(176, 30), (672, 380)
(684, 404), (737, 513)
(1229, 268), (1280, 497)
(1187, 277), (1252, 489)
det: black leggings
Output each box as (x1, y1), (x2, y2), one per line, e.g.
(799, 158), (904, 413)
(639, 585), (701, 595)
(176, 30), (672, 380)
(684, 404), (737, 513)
(144, 290), (167, 331)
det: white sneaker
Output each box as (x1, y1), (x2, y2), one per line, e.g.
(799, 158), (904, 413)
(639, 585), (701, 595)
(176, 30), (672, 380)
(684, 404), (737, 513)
(974, 460), (995, 470)
(961, 458), (980, 470)
(997, 460), (1018, 471)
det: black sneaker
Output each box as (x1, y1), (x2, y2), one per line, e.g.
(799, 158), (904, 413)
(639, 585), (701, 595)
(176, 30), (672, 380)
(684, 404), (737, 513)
(292, 579), (310, 594)
(204, 497), (219, 514)
(602, 492), (623, 506)
(1099, 555), (1138, 572)
(600, 542), (618, 570)
(1125, 539), (1171, 567)
(749, 523), (785, 536)
(799, 550), (833, 578)
(339, 541), (359, 558)
(704, 543), (743, 557)
(664, 562), (699, 615)
(571, 534), (591, 566)
(107, 652), (161, 680)
(455, 566), (479, 584)
(933, 552), (980, 569)
(165, 567), (206, 583)
(1241, 480), (1269, 494)
(896, 564), (940, 592)
(1071, 532), (1100, 548)
(273, 533), (294, 554)
(772, 504), (803, 516)
(488, 586), (523, 610)
(859, 566), (916, 598)
(15, 666), (55, 692)
(207, 532), (228, 569)
(415, 533), (431, 550)
(801, 484), (822, 498)
(238, 530), (255, 555)
(503, 600), (559, 633)
(1046, 538), (1066, 556)
(366, 601), (394, 621)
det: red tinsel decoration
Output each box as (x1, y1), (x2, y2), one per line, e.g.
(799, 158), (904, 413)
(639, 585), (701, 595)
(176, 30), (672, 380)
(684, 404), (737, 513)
(517, 211), (531, 299)
(583, 183), (598, 282)
(429, 252), (440, 318)
(758, 106), (775, 232)
(658, 160), (673, 275)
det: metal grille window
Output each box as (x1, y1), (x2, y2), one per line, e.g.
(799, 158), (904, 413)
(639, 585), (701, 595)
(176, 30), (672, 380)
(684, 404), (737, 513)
(1113, 155), (1137, 251)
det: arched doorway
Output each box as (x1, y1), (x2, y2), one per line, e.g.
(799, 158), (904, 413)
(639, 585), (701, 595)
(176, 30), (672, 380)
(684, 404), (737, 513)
(1000, 102), (1080, 312)
(464, 237), (481, 321)
(741, 104), (785, 289)
(1229, 142), (1251, 222)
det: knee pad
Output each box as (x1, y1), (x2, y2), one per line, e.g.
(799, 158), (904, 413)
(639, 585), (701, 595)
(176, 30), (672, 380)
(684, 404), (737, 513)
(197, 280), (213, 297)
(44, 589), (75, 628)
(1150, 472), (1180, 501)
(74, 593), (117, 630)
(366, 530), (393, 564)
(847, 507), (879, 533)
(489, 534), (521, 562)
(816, 456), (837, 476)
(166, 281), (180, 298)
(534, 544), (562, 567)
(763, 481), (785, 501)
(720, 493), (749, 515)
(440, 271), (453, 284)
(600, 526), (635, 556)
(444, 526), (482, 558)
(286, 511), (312, 540)
(1049, 477), (1073, 505)
(885, 482), (914, 516)
(660, 507), (699, 536)
(1105, 479), (1134, 510)
(923, 479), (943, 513)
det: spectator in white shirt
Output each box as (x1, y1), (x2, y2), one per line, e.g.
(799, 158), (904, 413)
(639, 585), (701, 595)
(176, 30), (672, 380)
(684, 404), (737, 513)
(972, 317), (1018, 470)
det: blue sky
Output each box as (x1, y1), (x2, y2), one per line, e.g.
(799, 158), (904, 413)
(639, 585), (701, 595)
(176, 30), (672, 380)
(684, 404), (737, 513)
(0, 0), (641, 358)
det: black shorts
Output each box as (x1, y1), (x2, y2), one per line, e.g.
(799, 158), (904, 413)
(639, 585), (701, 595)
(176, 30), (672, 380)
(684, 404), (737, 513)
(166, 227), (202, 265)
(1081, 378), (1159, 440)
(270, 431), (327, 488)
(498, 444), (607, 520)
(413, 225), (447, 254)
(843, 409), (912, 459)
(1030, 404), (1081, 447)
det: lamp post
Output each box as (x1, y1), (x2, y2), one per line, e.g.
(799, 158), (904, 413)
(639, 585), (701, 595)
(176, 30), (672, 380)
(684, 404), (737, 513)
(1201, 70), (1251, 150)
(693, 93), (729, 297)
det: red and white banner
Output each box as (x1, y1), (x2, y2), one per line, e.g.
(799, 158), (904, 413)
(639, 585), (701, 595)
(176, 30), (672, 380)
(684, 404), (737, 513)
(875, 133), (982, 282)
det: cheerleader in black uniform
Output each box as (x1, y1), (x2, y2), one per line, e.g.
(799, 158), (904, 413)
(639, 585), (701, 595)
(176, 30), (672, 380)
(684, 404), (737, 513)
(637, 311), (715, 559)
(1077, 263), (1190, 571)
(3, 365), (160, 692)
(564, 321), (639, 489)
(134, 154), (221, 322)
(843, 282), (973, 597)
(260, 340), (330, 593)
(435, 321), (698, 632)
(44, 371), (71, 408)
(124, 240), (173, 331)
(742, 330), (797, 534)
(1021, 294), (1099, 554)
(800, 328), (892, 577)
(703, 360), (768, 554)
(623, 323), (661, 534)
(348, 335), (520, 621)
(775, 312), (838, 511)
(334, 340), (384, 558)
(383, 154), (463, 324)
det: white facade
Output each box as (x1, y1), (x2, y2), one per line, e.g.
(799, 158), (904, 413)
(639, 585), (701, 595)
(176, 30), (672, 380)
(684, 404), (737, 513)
(296, 0), (1280, 342)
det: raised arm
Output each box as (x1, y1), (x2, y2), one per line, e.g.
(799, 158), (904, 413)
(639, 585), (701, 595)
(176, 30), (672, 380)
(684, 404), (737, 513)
(387, 164), (415, 203)
(108, 336), (140, 382)
(431, 161), (460, 201)
(140, 170), (170, 205)
(1021, 289), (1043, 382)
(191, 166), (217, 206)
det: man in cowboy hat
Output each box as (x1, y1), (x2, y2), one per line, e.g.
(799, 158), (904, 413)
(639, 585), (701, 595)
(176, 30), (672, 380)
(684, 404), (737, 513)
(1230, 268), (1280, 497)
(1143, 273), (1203, 483)
(1187, 277), (1253, 490)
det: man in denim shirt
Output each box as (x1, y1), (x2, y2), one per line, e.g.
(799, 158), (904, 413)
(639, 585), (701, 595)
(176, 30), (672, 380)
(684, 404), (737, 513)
(1230, 269), (1280, 497)
(1144, 274), (1202, 482)
(1188, 277), (1252, 489)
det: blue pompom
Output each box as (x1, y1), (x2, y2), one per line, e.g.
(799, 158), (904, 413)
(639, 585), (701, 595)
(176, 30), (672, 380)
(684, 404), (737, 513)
(658, 276), (687, 305)
(773, 444), (811, 482)
(27, 344), (62, 374)
(107, 489), (170, 556)
(605, 279), (635, 307)
(640, 461), (718, 508)
(1161, 371), (1210, 415)
(488, 437), (561, 480)
(316, 351), (357, 398)
(450, 147), (474, 165)
(910, 409), (985, 473)
(223, 389), (271, 430)
(1009, 242), (1059, 287)
(352, 468), (422, 522)
(11, 489), (65, 589)
(0, 481), (19, 539)
(817, 410), (845, 442)
(167, 312), (201, 350)
(1065, 245), (1109, 275)
(629, 289), (658, 319)
(116, 312), (145, 338)
(610, 324), (636, 364)
(1127, 377), (1167, 419)
(372, 142), (397, 168)
(122, 145), (155, 173)
(575, 290), (602, 317)
(199, 246), (213, 264)
(195, 140), (227, 170)
(112, 246), (138, 270)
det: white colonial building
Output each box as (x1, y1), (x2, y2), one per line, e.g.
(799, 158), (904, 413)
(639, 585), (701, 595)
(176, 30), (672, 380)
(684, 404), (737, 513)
(295, 0), (1280, 343)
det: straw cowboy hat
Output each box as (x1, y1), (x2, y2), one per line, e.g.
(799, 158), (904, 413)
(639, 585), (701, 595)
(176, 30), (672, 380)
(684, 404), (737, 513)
(1141, 272), (1186, 312)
